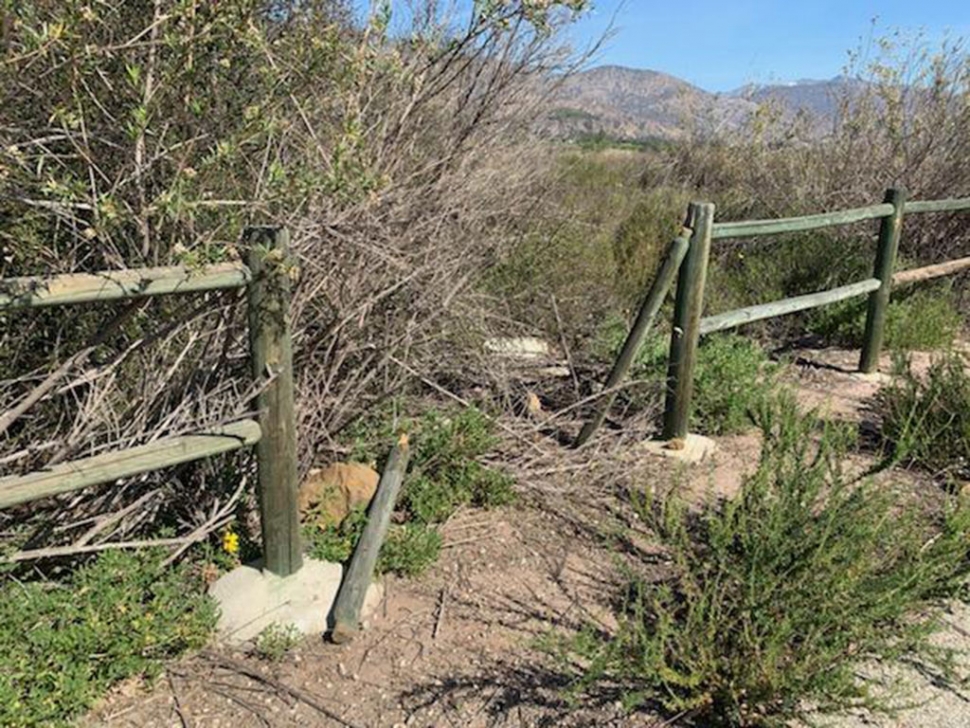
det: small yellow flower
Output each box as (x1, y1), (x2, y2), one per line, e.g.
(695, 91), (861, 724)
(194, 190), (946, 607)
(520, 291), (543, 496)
(222, 530), (240, 555)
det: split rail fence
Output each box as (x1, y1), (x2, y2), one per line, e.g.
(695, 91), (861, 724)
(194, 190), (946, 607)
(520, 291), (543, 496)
(577, 188), (970, 447)
(0, 227), (303, 577)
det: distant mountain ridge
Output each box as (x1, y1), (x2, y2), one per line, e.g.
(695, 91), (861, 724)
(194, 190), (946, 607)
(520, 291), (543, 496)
(544, 65), (854, 141)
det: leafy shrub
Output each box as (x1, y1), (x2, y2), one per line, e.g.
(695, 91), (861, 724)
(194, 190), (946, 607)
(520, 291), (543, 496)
(878, 352), (970, 477)
(305, 505), (369, 564)
(591, 323), (776, 434)
(379, 525), (443, 577)
(254, 623), (302, 662)
(691, 335), (778, 435)
(0, 550), (216, 728)
(350, 406), (516, 525)
(568, 395), (970, 727)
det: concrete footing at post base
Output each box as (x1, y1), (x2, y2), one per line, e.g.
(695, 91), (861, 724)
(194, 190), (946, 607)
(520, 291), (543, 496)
(643, 433), (718, 464)
(209, 557), (383, 645)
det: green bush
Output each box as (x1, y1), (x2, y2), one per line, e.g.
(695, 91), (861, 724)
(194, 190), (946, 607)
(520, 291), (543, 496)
(0, 550), (216, 728)
(350, 406), (516, 525)
(567, 395), (970, 727)
(304, 505), (369, 564)
(379, 525), (443, 577)
(878, 352), (970, 477)
(692, 335), (778, 435)
(591, 324), (776, 435)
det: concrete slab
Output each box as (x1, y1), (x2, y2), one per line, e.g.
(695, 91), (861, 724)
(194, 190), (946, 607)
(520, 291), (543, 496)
(209, 557), (383, 645)
(851, 371), (894, 385)
(643, 434), (718, 464)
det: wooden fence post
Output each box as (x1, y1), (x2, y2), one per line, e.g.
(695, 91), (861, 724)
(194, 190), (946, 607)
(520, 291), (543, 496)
(246, 226), (302, 577)
(330, 434), (410, 643)
(860, 188), (906, 374)
(573, 234), (690, 448)
(662, 202), (715, 442)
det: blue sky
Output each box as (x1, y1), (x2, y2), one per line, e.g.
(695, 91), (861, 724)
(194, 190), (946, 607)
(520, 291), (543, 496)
(567, 0), (970, 91)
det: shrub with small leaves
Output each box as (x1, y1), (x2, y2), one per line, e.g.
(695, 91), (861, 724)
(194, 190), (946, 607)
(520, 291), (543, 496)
(307, 405), (513, 577)
(254, 623), (302, 662)
(691, 334), (778, 435)
(878, 352), (970, 477)
(378, 525), (443, 577)
(0, 550), (216, 728)
(564, 394), (970, 727)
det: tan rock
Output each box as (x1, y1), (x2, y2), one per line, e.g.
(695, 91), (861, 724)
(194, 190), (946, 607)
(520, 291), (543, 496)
(299, 462), (379, 527)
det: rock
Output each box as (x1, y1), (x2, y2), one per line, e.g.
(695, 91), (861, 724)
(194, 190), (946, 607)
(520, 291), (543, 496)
(484, 337), (551, 360)
(524, 391), (543, 419)
(299, 463), (379, 527)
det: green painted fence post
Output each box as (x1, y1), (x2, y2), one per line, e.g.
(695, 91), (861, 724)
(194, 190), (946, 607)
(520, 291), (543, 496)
(574, 234), (690, 448)
(860, 188), (906, 374)
(662, 202), (715, 442)
(246, 226), (302, 577)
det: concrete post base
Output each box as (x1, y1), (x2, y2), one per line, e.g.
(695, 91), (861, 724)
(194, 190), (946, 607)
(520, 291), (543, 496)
(644, 434), (718, 464)
(209, 557), (383, 645)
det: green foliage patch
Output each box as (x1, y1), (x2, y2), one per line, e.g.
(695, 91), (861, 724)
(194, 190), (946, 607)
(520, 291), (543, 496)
(564, 395), (970, 727)
(0, 550), (216, 728)
(254, 623), (302, 662)
(878, 352), (970, 478)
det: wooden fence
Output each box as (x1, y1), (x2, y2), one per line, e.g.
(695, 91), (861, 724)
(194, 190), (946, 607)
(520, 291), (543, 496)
(0, 227), (302, 577)
(577, 189), (970, 447)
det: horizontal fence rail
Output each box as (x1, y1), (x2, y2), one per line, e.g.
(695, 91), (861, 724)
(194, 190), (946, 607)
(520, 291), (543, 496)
(0, 262), (250, 310)
(699, 279), (881, 335)
(711, 203), (894, 239)
(904, 197), (970, 215)
(0, 420), (261, 509)
(894, 256), (970, 286)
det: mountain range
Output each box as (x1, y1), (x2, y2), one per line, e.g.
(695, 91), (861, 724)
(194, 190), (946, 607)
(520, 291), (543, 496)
(544, 65), (854, 141)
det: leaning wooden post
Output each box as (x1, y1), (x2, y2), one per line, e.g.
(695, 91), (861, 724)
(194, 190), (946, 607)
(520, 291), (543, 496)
(246, 226), (302, 577)
(662, 202), (715, 442)
(859, 188), (906, 374)
(331, 434), (411, 644)
(574, 234), (690, 448)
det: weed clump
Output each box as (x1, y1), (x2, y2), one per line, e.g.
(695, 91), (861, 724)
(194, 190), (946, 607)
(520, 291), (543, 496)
(0, 550), (216, 728)
(878, 352), (970, 478)
(567, 395), (970, 727)
(254, 623), (301, 662)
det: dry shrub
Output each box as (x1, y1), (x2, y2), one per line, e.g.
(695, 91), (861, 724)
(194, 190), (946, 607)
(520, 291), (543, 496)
(0, 0), (590, 555)
(661, 30), (970, 265)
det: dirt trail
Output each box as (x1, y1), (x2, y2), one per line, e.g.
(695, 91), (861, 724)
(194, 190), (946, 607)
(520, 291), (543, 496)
(83, 347), (970, 728)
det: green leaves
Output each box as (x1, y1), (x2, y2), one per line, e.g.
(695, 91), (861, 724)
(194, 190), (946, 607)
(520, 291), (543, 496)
(570, 397), (970, 726)
(0, 550), (216, 728)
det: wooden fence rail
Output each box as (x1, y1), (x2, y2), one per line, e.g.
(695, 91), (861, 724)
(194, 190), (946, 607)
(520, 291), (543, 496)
(579, 190), (970, 446)
(0, 228), (302, 577)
